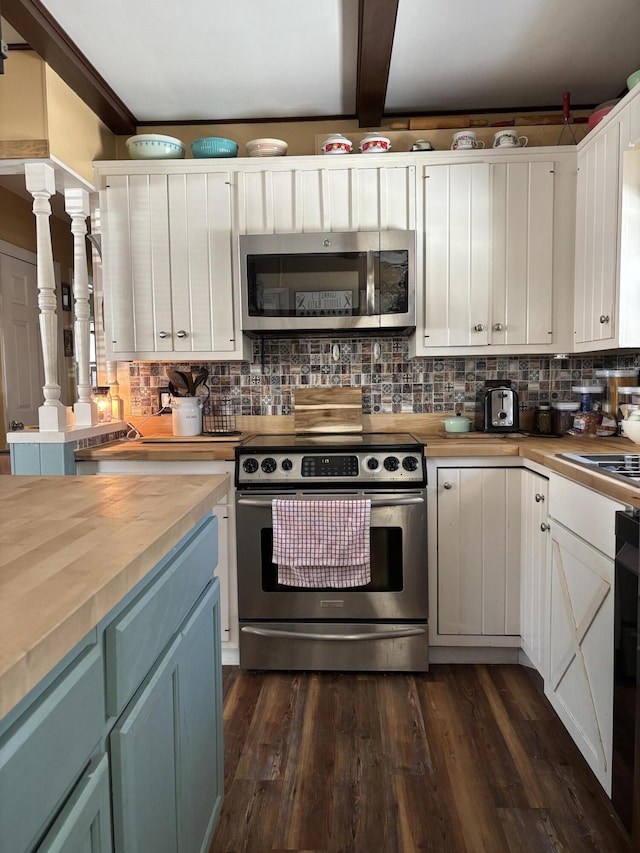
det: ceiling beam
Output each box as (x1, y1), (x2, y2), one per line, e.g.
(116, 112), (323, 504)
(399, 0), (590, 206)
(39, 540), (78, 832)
(3, 0), (137, 135)
(356, 0), (399, 128)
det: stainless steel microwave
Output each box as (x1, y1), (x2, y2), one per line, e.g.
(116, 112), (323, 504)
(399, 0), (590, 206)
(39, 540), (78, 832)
(239, 230), (415, 334)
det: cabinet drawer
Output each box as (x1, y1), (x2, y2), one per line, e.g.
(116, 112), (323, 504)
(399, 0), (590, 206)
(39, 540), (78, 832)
(105, 515), (217, 717)
(0, 644), (105, 853)
(548, 474), (625, 558)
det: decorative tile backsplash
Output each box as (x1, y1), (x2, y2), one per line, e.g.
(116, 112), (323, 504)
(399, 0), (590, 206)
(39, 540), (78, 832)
(122, 337), (639, 418)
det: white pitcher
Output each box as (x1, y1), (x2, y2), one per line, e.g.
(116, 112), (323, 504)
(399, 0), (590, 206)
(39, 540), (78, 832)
(171, 396), (202, 436)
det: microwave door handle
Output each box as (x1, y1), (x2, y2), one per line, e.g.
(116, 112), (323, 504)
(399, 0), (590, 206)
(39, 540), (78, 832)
(366, 251), (376, 315)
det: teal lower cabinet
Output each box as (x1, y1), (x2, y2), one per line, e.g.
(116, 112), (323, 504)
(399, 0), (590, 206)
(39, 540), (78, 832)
(37, 754), (112, 853)
(0, 513), (223, 853)
(111, 582), (223, 853)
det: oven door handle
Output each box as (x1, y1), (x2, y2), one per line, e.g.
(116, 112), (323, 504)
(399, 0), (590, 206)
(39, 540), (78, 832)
(241, 626), (426, 641)
(237, 496), (425, 508)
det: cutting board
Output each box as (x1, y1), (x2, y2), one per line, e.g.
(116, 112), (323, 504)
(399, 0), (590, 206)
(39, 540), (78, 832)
(294, 387), (363, 434)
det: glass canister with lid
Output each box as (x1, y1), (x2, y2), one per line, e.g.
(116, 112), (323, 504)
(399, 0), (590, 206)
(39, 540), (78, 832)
(551, 401), (579, 434)
(595, 369), (639, 422)
(535, 404), (552, 434)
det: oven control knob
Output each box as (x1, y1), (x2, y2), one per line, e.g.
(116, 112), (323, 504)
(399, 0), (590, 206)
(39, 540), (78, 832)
(281, 458), (293, 471)
(261, 457), (277, 473)
(402, 456), (419, 472)
(242, 458), (259, 474)
(383, 456), (400, 471)
(366, 457), (380, 470)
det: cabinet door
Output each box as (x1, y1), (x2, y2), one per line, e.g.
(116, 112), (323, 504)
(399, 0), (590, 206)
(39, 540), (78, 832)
(238, 164), (415, 234)
(574, 120), (620, 345)
(38, 754), (112, 853)
(437, 467), (521, 637)
(547, 522), (614, 793)
(102, 171), (239, 359)
(111, 581), (222, 853)
(177, 581), (223, 853)
(520, 471), (550, 678)
(422, 164), (491, 347)
(490, 161), (554, 346)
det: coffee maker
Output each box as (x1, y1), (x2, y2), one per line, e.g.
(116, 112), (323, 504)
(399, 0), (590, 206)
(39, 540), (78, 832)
(480, 380), (520, 433)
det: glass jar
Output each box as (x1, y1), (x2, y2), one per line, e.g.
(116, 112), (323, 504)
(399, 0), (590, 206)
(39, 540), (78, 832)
(92, 386), (112, 423)
(535, 404), (552, 434)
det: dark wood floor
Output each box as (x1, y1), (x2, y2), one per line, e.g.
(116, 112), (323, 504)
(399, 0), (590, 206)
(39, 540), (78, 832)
(209, 664), (632, 853)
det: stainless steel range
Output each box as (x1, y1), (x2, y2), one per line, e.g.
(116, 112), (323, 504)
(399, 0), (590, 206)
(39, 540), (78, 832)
(558, 452), (640, 486)
(234, 433), (429, 672)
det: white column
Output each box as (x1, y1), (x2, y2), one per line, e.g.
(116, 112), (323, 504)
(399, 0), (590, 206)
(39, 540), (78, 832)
(65, 187), (97, 425)
(25, 163), (70, 432)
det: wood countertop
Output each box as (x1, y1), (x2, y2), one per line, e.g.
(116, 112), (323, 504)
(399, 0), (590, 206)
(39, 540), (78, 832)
(0, 473), (230, 720)
(76, 420), (640, 508)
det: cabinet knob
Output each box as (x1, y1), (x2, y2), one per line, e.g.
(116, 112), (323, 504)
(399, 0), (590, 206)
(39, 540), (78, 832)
(473, 323), (485, 332)
(540, 522), (550, 532)
(599, 314), (610, 324)
(176, 330), (188, 338)
(443, 481), (453, 490)
(158, 331), (169, 339)
(493, 323), (504, 331)
(535, 493), (545, 502)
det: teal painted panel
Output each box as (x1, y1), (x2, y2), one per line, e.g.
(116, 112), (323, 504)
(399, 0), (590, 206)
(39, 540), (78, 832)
(111, 635), (182, 853)
(11, 443), (41, 474)
(105, 515), (218, 717)
(177, 580), (224, 853)
(38, 753), (113, 853)
(0, 644), (105, 853)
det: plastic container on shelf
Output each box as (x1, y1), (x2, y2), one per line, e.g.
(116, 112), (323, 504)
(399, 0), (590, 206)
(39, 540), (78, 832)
(551, 401), (580, 435)
(617, 387), (640, 421)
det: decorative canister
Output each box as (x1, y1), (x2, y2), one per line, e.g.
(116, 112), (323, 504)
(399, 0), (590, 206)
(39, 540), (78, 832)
(321, 134), (353, 155)
(171, 396), (202, 436)
(358, 134), (391, 153)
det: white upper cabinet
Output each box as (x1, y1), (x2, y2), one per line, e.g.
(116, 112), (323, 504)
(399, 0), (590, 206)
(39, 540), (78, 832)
(573, 84), (640, 350)
(235, 161), (416, 235)
(413, 153), (573, 357)
(98, 167), (247, 361)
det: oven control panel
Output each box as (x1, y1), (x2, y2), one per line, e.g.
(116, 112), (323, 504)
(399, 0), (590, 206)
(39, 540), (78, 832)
(235, 450), (426, 487)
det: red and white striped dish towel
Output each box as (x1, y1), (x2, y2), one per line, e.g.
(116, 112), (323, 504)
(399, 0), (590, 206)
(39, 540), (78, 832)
(272, 498), (371, 588)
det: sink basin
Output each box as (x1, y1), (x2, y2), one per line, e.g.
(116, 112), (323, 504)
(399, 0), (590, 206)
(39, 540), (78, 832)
(558, 452), (640, 486)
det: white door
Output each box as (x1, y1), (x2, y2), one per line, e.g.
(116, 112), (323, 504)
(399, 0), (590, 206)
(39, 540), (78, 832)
(0, 252), (44, 433)
(547, 522), (614, 793)
(421, 163), (491, 348)
(490, 161), (554, 346)
(437, 466), (521, 637)
(520, 470), (550, 678)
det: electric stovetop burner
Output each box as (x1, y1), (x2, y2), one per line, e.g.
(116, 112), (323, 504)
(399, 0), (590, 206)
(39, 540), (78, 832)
(235, 433), (426, 489)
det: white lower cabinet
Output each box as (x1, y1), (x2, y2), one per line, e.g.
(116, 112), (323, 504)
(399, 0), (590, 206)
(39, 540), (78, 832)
(430, 461), (522, 648)
(520, 470), (550, 678)
(546, 474), (626, 794)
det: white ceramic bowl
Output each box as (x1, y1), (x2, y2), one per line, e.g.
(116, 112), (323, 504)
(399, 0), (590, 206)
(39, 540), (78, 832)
(126, 134), (185, 160)
(246, 138), (288, 157)
(622, 419), (640, 444)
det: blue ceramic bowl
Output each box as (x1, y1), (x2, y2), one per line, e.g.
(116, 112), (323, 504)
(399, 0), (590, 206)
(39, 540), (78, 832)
(191, 137), (238, 158)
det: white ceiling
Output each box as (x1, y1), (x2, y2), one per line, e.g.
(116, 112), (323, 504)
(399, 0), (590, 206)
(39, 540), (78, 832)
(3, 0), (640, 131)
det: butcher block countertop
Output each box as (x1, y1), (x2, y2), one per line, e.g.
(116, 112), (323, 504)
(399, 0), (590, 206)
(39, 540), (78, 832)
(0, 473), (229, 719)
(75, 414), (640, 508)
